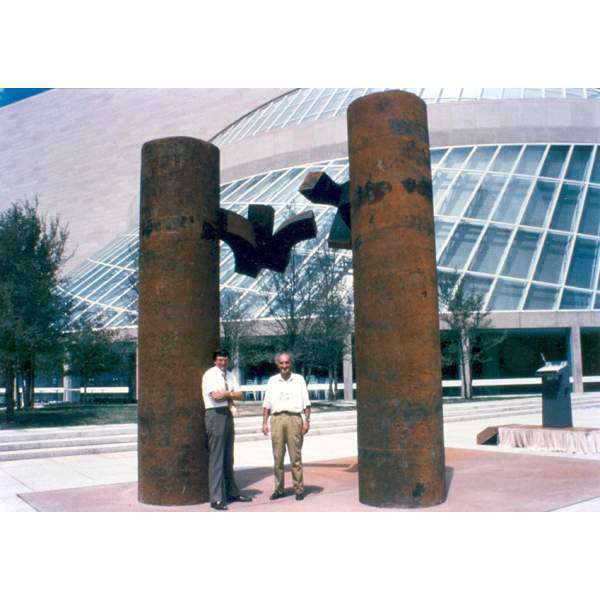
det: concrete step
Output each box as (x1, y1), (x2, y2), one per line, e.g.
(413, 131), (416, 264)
(0, 413), (359, 461)
(0, 412), (358, 443)
(0, 425), (361, 461)
(445, 404), (600, 422)
(0, 416), (355, 443)
(0, 433), (137, 453)
(1, 399), (598, 461)
(0, 423), (136, 444)
(0, 442), (138, 462)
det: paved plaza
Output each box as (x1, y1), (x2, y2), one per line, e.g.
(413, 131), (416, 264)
(2, 396), (600, 512)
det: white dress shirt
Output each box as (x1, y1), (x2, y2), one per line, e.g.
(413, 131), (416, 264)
(202, 366), (240, 409)
(262, 372), (311, 414)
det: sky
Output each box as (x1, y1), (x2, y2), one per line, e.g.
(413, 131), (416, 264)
(0, 88), (50, 107)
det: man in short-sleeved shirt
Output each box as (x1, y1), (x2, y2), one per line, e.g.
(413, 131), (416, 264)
(202, 349), (252, 510)
(262, 352), (311, 501)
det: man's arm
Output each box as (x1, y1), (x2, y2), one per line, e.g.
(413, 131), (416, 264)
(228, 373), (243, 403)
(229, 390), (243, 401)
(301, 377), (311, 434)
(262, 407), (271, 435)
(262, 377), (274, 435)
(227, 373), (243, 416)
(203, 370), (229, 403)
(303, 406), (311, 434)
(228, 398), (238, 417)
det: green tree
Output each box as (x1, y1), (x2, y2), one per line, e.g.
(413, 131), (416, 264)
(220, 290), (255, 377)
(0, 288), (18, 421)
(264, 245), (320, 373)
(0, 199), (70, 421)
(261, 242), (354, 400)
(438, 272), (505, 399)
(306, 248), (353, 401)
(64, 318), (124, 402)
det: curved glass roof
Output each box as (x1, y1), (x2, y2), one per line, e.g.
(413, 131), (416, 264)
(211, 88), (600, 147)
(61, 142), (600, 329)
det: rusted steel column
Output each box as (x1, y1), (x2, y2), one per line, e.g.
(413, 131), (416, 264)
(138, 137), (219, 505)
(348, 91), (445, 508)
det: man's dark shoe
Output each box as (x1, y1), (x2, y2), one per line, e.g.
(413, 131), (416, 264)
(269, 491), (284, 501)
(295, 493), (305, 501)
(228, 494), (252, 503)
(210, 501), (228, 511)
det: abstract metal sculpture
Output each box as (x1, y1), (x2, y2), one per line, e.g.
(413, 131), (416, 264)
(301, 90), (446, 508)
(138, 136), (316, 506)
(300, 172), (350, 249)
(204, 205), (317, 277)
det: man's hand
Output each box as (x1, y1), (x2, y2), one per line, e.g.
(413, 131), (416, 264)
(302, 420), (310, 434)
(262, 408), (271, 436)
(211, 390), (228, 401)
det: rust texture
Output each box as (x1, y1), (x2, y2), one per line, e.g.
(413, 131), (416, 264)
(347, 91), (446, 507)
(138, 137), (219, 505)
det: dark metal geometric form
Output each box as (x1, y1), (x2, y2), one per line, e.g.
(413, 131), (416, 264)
(300, 171), (351, 249)
(205, 204), (317, 277)
(206, 207), (257, 276)
(267, 208), (318, 271)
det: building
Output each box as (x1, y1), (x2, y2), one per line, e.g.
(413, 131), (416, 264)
(2, 88), (600, 398)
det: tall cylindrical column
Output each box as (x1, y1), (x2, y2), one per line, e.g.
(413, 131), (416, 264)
(138, 137), (220, 505)
(348, 91), (445, 508)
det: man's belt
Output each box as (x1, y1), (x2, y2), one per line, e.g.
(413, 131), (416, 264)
(272, 411), (302, 416)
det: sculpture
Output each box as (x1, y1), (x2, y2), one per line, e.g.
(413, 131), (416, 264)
(138, 136), (316, 505)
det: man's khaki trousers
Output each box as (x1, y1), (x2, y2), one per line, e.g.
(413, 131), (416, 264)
(270, 413), (304, 494)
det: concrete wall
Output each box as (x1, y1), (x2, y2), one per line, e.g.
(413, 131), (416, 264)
(221, 98), (600, 181)
(428, 99), (600, 147)
(482, 311), (600, 330)
(0, 88), (291, 269)
(221, 116), (348, 181)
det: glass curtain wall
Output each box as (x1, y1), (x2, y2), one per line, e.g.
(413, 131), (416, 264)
(62, 144), (600, 330)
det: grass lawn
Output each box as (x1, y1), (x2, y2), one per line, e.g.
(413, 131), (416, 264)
(0, 400), (356, 430)
(0, 403), (138, 430)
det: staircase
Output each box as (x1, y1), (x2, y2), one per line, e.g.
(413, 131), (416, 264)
(1, 395), (599, 461)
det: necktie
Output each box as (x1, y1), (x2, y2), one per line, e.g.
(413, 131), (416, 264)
(222, 371), (229, 391)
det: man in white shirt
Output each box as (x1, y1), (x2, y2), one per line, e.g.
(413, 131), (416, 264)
(202, 349), (252, 510)
(262, 352), (311, 501)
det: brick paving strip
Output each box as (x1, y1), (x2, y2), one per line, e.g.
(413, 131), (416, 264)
(17, 447), (600, 512)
